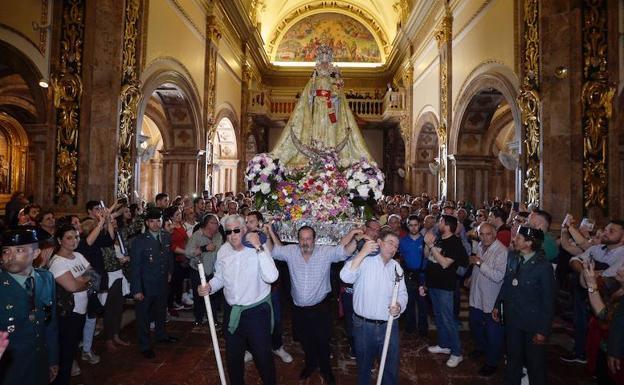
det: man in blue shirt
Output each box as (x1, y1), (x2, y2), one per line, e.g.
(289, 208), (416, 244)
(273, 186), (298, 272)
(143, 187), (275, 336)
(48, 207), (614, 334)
(398, 214), (428, 337)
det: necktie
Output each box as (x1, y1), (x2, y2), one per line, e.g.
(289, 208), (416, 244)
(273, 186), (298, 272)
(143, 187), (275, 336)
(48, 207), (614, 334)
(25, 276), (34, 299)
(25, 276), (35, 315)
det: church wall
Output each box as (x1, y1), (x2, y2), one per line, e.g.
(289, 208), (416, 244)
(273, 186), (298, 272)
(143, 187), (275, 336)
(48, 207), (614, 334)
(215, 60), (242, 119)
(451, 0), (516, 108)
(145, 0), (205, 103)
(0, 1), (42, 47)
(411, 59), (440, 135)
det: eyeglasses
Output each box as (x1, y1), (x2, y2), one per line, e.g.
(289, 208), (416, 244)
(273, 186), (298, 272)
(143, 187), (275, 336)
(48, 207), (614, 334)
(224, 228), (241, 235)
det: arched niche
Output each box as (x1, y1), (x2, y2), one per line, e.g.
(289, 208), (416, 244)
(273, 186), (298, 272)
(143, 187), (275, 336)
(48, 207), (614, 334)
(136, 60), (204, 198)
(411, 109), (440, 196)
(211, 116), (239, 195)
(450, 64), (522, 205)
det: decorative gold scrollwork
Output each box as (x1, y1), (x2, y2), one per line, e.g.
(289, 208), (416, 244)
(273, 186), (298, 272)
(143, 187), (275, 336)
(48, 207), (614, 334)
(116, 0), (142, 198)
(518, 0), (541, 206)
(53, 0), (85, 201)
(581, 0), (613, 212)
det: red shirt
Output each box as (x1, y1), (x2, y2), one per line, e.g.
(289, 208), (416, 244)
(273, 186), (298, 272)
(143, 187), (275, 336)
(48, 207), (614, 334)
(170, 226), (189, 262)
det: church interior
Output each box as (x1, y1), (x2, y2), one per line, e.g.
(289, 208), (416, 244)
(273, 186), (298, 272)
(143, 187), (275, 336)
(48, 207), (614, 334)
(1, 0), (624, 384)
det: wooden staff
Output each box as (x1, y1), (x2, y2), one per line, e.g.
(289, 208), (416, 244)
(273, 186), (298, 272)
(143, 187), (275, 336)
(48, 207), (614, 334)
(376, 266), (403, 385)
(198, 262), (227, 385)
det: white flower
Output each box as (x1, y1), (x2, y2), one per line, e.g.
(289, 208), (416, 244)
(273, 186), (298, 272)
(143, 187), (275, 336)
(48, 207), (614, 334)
(260, 183), (271, 195)
(356, 185), (369, 198)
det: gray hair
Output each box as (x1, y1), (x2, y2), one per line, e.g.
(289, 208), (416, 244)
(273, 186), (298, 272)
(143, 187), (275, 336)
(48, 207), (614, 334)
(222, 214), (245, 229)
(477, 222), (497, 233)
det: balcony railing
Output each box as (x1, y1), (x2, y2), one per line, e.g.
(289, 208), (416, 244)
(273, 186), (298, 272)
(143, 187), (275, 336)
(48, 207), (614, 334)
(248, 90), (405, 120)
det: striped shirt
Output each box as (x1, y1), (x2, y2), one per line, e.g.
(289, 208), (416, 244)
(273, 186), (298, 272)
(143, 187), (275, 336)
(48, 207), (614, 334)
(469, 239), (508, 313)
(272, 244), (347, 306)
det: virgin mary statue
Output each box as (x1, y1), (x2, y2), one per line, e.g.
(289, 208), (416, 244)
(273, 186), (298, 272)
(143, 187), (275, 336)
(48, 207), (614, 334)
(270, 45), (374, 168)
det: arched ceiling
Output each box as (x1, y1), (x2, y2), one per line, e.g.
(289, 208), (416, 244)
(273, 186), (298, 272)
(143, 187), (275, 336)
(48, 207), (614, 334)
(256, 0), (405, 65)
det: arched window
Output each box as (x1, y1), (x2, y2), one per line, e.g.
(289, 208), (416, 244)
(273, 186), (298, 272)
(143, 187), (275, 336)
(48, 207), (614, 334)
(211, 117), (239, 194)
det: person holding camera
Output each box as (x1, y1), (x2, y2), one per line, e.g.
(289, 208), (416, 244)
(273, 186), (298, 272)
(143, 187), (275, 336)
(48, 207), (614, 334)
(48, 224), (94, 385)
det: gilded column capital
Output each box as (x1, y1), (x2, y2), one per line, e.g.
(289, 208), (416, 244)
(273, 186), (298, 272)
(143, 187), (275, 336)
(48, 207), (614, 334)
(207, 16), (222, 44)
(434, 7), (453, 48)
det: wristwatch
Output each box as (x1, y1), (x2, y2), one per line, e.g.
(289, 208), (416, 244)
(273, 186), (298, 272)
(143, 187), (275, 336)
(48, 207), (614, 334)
(476, 260), (482, 267)
(255, 245), (265, 253)
(587, 286), (596, 293)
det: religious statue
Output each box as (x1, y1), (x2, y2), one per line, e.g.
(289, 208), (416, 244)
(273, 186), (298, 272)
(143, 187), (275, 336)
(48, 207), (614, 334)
(270, 45), (374, 168)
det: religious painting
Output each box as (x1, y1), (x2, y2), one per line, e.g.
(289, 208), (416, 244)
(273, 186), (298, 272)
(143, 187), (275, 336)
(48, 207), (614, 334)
(0, 130), (11, 194)
(275, 13), (381, 63)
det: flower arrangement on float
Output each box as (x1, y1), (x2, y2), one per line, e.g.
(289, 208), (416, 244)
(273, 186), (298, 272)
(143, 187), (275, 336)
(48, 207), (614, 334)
(244, 151), (383, 223)
(344, 157), (385, 218)
(245, 153), (286, 210)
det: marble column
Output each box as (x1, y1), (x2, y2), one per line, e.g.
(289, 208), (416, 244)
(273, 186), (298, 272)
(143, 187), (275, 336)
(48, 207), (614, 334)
(78, 0), (125, 204)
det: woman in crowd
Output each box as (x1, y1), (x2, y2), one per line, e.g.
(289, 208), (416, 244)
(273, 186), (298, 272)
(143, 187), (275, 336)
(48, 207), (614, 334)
(48, 224), (92, 385)
(581, 262), (624, 385)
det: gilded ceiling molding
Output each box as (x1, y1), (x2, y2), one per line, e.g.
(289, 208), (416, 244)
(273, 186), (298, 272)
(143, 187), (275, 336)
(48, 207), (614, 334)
(517, 0), (541, 206)
(266, 1), (390, 59)
(581, 0), (615, 212)
(51, 0), (85, 203)
(116, 0), (143, 198)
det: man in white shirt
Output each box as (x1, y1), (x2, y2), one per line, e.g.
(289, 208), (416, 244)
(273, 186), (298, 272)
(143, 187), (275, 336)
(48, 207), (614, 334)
(198, 215), (278, 385)
(340, 232), (407, 385)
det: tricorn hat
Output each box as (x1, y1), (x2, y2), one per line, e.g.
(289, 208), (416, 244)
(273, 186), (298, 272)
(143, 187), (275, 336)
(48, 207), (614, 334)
(1, 229), (39, 247)
(517, 226), (544, 242)
(145, 207), (163, 220)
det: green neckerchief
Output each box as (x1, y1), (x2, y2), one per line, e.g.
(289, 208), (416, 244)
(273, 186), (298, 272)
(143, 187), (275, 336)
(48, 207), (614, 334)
(8, 269), (33, 290)
(228, 293), (273, 334)
(521, 251), (536, 264)
(149, 230), (160, 241)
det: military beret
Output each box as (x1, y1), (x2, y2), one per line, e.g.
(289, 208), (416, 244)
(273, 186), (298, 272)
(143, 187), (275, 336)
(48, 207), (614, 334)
(145, 207), (163, 220)
(517, 226), (544, 242)
(1, 229), (39, 247)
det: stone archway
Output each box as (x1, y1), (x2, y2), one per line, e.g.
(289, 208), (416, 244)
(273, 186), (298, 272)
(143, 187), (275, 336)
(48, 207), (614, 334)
(449, 64), (522, 205)
(211, 117), (239, 194)
(136, 62), (203, 199)
(411, 110), (439, 196)
(0, 40), (51, 207)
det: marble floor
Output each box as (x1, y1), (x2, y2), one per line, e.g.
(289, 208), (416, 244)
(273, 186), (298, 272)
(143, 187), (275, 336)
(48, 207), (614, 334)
(72, 301), (593, 385)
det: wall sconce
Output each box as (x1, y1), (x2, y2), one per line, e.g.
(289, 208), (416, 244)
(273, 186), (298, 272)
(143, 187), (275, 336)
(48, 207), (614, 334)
(38, 79), (49, 88)
(554, 66), (568, 79)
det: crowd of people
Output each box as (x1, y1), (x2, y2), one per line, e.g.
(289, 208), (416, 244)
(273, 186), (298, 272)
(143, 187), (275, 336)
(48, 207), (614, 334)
(0, 190), (623, 385)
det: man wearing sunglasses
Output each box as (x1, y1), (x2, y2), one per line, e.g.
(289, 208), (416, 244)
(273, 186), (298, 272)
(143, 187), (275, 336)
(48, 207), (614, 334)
(269, 225), (362, 385)
(198, 215), (278, 385)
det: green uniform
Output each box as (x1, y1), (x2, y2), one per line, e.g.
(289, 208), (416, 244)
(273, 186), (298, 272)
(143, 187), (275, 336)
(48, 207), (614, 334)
(0, 268), (59, 385)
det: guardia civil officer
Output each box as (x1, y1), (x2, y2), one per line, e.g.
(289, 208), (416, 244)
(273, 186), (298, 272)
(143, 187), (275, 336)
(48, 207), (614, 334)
(494, 226), (555, 385)
(0, 229), (59, 385)
(130, 207), (177, 359)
